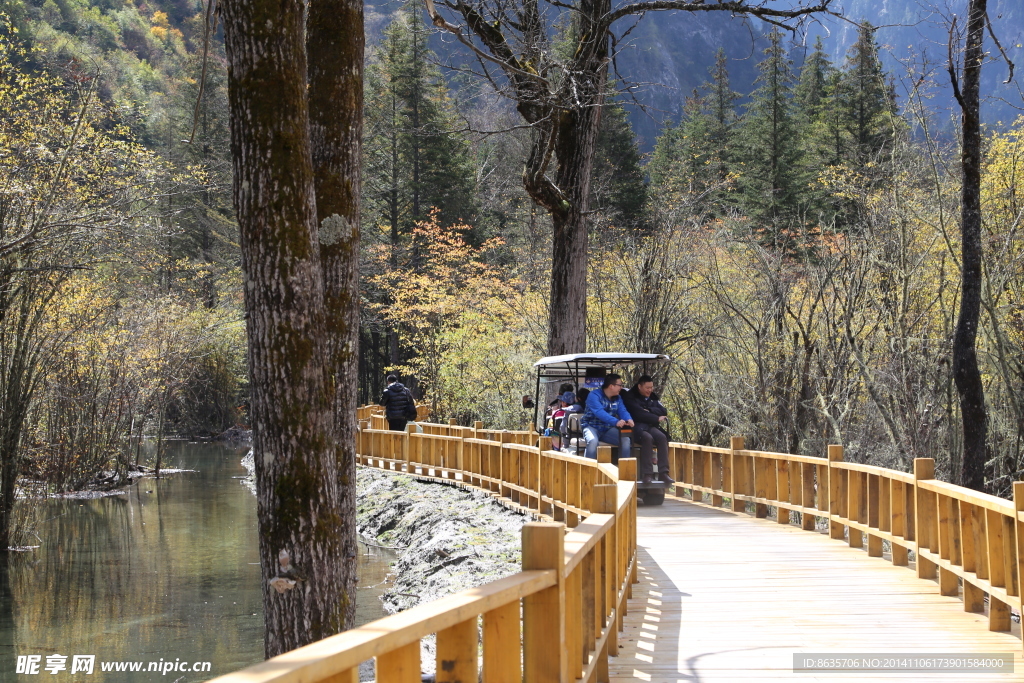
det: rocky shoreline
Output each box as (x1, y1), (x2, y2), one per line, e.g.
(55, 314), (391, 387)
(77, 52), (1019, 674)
(356, 468), (529, 679)
(356, 467), (528, 614)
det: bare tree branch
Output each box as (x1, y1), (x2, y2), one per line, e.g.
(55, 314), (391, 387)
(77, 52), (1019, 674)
(984, 9), (1015, 84)
(605, 0), (835, 28)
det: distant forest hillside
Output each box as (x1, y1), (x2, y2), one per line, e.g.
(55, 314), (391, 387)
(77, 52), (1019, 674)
(4, 0), (1024, 496)
(8, 0), (1021, 151)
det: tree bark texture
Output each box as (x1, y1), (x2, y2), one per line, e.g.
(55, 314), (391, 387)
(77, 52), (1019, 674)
(953, 0), (988, 491)
(307, 0), (363, 630)
(220, 0), (344, 656)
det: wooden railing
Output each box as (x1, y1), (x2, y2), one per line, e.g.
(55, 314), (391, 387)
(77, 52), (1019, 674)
(360, 404), (432, 425)
(668, 436), (1024, 642)
(210, 420), (638, 683)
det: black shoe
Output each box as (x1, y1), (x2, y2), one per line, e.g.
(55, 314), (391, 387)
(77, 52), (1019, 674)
(641, 474), (654, 485)
(659, 473), (674, 485)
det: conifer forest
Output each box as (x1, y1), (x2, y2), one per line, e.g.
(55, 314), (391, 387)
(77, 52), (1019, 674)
(0, 0), (1023, 558)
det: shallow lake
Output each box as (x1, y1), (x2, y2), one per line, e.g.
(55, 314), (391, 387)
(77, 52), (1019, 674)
(0, 442), (392, 682)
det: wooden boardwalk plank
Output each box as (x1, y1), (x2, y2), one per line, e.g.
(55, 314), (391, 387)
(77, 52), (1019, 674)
(610, 495), (1023, 682)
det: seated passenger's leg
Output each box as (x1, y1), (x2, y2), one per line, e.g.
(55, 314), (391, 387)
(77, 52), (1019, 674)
(583, 426), (602, 459)
(652, 428), (671, 481)
(599, 427), (621, 445)
(635, 428), (654, 477)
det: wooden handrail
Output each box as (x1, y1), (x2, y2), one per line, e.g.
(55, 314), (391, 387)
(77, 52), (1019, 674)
(212, 418), (638, 683)
(669, 438), (1024, 648)
(208, 571), (556, 683)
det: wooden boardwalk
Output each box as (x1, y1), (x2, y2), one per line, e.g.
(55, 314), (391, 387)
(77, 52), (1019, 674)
(611, 494), (1024, 682)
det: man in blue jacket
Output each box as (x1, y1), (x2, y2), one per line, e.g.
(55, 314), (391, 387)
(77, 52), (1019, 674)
(581, 374), (634, 459)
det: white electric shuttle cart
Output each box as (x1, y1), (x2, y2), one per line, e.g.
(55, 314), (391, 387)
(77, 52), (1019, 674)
(532, 353), (672, 505)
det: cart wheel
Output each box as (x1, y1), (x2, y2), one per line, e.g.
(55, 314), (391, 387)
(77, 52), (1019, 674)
(642, 490), (665, 506)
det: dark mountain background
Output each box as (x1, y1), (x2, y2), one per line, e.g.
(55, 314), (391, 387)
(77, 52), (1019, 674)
(613, 0), (1023, 150)
(363, 0), (1022, 151)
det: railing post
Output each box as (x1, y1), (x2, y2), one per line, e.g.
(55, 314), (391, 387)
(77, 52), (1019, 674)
(523, 523), (566, 683)
(914, 458), (936, 579)
(597, 445), (613, 464)
(590, 484), (616, 681)
(730, 436), (745, 513)
(436, 617), (478, 683)
(890, 480), (909, 566)
(618, 457), (636, 483)
(535, 437), (551, 512)
(404, 424), (415, 473)
(828, 445), (844, 540)
(357, 420), (368, 464)
(499, 431), (512, 498)
(1010, 484), (1024, 644)
(617, 459), (637, 590)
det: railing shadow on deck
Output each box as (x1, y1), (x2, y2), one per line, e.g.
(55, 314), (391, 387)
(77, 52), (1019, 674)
(666, 435), (1024, 650)
(209, 413), (638, 683)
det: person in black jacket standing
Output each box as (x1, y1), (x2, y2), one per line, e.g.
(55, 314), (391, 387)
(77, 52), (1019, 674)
(623, 375), (673, 485)
(380, 374), (416, 431)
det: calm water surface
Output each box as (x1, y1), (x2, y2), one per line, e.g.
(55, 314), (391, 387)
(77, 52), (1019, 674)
(0, 442), (392, 682)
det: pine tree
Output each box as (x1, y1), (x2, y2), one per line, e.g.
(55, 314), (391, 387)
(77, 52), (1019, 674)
(590, 96), (648, 231)
(840, 22), (896, 171)
(648, 53), (738, 217)
(648, 119), (682, 195)
(794, 37), (841, 225)
(648, 92), (715, 212)
(794, 37), (832, 122)
(362, 7), (477, 369)
(362, 7), (476, 244)
(704, 48), (740, 183)
(736, 29), (805, 234)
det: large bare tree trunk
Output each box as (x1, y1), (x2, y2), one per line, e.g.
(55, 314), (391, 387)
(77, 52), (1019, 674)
(307, 0), (363, 630)
(546, 103), (603, 355)
(529, 0), (609, 356)
(951, 0), (988, 491)
(220, 0), (344, 656)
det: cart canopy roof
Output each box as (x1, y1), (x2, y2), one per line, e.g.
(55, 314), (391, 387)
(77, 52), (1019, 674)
(533, 353), (671, 378)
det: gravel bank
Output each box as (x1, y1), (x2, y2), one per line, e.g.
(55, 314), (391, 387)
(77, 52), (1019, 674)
(356, 466), (528, 614)
(355, 467), (529, 679)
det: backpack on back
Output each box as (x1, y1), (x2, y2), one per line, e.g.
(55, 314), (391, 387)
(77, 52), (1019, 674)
(403, 389), (418, 420)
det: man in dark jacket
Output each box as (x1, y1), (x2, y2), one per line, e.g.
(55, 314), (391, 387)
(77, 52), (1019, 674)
(623, 375), (673, 485)
(380, 374), (415, 431)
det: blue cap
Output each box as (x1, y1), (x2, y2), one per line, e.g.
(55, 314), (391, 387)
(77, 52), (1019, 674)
(560, 391), (576, 404)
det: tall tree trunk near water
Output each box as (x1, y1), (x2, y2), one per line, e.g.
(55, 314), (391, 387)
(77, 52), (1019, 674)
(307, 0), (363, 630)
(220, 0), (344, 656)
(950, 0), (988, 491)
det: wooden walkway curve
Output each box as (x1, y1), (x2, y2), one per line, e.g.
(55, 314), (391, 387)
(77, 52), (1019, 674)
(215, 414), (1024, 683)
(612, 494), (1024, 683)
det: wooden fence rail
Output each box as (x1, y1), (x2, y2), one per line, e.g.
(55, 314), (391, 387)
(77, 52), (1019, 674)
(209, 418), (638, 683)
(668, 436), (1024, 646)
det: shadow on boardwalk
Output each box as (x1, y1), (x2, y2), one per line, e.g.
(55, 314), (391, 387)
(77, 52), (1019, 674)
(612, 496), (1023, 683)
